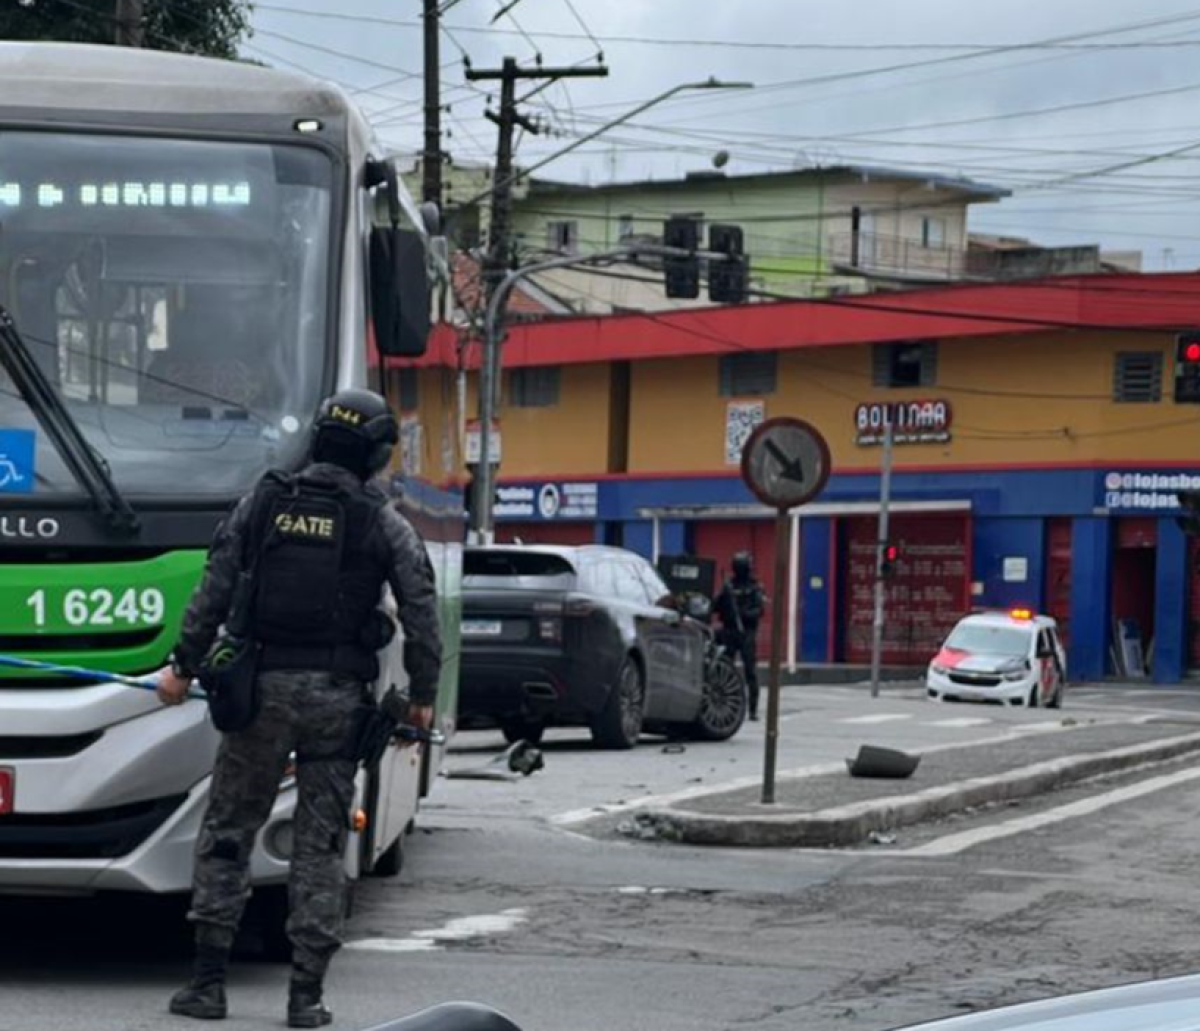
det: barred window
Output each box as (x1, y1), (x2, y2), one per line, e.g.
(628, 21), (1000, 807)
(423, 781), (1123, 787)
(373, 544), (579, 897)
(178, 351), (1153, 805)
(719, 352), (777, 397)
(509, 366), (561, 408)
(873, 341), (938, 388)
(1113, 352), (1162, 403)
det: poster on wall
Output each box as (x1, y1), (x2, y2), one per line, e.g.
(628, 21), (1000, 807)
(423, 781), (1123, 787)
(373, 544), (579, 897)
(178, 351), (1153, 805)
(465, 419), (501, 465)
(843, 515), (969, 665)
(725, 401), (765, 466)
(399, 415), (422, 476)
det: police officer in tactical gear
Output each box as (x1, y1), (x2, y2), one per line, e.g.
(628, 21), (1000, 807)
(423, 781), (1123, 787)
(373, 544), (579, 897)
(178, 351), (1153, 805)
(157, 388), (442, 1028)
(714, 551), (766, 721)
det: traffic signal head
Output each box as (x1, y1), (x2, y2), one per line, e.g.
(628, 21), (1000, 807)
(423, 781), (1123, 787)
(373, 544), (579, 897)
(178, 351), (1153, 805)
(1175, 333), (1200, 403)
(708, 223), (749, 304)
(663, 216), (701, 299)
(881, 542), (900, 578)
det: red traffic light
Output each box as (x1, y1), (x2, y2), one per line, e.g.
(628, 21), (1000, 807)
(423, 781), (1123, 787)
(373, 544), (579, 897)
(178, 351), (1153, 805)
(1187, 342), (1200, 363)
(884, 544), (899, 562)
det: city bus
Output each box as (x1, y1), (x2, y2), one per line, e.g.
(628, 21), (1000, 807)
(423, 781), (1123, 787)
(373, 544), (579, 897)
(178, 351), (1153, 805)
(0, 42), (462, 936)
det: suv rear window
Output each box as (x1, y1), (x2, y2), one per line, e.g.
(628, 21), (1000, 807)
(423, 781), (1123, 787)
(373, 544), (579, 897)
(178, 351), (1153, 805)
(464, 550), (577, 590)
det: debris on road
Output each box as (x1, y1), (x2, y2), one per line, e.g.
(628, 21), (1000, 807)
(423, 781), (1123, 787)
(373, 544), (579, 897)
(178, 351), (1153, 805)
(445, 740), (545, 781)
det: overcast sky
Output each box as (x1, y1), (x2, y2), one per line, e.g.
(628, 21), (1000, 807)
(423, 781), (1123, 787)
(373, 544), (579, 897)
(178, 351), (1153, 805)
(248, 1), (1200, 269)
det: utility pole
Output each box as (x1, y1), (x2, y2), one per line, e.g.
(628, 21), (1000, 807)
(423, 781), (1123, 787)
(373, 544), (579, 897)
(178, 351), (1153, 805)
(869, 420), (895, 698)
(114, 0), (144, 47)
(465, 56), (608, 540)
(422, 0), (442, 208)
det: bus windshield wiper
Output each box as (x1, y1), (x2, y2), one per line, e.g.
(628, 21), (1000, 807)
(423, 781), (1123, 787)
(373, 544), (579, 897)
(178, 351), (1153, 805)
(0, 305), (139, 535)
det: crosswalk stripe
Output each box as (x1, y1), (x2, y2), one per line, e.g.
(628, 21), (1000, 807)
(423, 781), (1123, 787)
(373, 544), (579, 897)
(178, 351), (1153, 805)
(839, 714), (913, 725)
(929, 717), (993, 728)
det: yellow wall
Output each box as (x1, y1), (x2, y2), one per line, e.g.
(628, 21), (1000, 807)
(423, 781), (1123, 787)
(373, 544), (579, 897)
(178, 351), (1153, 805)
(497, 361), (613, 476)
(392, 362), (614, 482)
(399, 330), (1198, 483)
(626, 331), (1194, 473)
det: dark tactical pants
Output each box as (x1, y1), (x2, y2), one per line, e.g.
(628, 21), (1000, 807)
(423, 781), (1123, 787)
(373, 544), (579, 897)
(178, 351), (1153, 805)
(189, 670), (363, 980)
(726, 633), (759, 717)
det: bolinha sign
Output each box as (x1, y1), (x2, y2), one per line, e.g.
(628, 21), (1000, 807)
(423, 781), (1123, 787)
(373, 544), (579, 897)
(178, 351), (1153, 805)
(855, 400), (952, 446)
(1103, 471), (1200, 512)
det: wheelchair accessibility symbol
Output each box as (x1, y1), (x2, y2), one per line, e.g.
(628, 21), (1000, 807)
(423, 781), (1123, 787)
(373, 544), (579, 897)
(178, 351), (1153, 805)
(0, 455), (24, 489)
(0, 430), (36, 494)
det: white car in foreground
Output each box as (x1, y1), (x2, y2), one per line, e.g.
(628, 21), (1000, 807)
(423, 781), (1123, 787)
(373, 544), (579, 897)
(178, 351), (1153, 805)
(896, 973), (1200, 1030)
(926, 610), (1066, 708)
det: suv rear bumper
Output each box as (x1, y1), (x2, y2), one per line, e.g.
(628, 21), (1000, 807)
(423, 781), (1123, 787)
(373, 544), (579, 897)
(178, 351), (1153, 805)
(460, 647), (606, 723)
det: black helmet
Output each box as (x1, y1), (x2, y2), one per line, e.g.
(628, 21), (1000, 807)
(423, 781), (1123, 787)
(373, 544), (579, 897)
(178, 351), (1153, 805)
(312, 389), (398, 476)
(731, 551), (753, 577)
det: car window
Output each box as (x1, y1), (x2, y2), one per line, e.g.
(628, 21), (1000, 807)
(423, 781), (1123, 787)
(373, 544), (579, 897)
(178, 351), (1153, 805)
(634, 561), (673, 606)
(463, 549), (577, 590)
(580, 561), (614, 597)
(944, 623), (1034, 658)
(612, 562), (652, 604)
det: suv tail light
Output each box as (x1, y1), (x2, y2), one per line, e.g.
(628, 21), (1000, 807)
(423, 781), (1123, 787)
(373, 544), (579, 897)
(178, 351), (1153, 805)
(564, 596), (595, 618)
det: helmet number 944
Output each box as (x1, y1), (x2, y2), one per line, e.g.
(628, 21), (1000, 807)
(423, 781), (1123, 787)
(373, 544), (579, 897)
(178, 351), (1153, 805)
(25, 588), (166, 628)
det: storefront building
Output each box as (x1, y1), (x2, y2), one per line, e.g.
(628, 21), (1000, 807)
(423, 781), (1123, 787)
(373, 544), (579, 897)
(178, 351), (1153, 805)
(394, 273), (1200, 682)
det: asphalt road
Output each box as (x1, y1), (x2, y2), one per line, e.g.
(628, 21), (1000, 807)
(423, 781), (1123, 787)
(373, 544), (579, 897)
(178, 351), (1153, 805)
(5, 682), (1200, 1031)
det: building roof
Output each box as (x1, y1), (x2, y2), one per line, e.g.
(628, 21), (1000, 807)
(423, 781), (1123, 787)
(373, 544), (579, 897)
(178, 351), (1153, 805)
(400, 271), (1200, 370)
(528, 164), (1010, 201)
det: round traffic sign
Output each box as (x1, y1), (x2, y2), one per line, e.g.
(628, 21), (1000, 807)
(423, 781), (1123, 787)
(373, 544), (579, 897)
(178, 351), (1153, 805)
(740, 417), (831, 510)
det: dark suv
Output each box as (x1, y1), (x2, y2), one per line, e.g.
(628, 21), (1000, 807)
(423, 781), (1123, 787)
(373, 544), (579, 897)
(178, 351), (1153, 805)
(459, 545), (747, 749)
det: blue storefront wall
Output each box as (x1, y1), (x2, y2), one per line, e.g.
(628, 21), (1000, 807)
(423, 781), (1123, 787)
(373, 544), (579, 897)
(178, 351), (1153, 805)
(495, 466), (1200, 683)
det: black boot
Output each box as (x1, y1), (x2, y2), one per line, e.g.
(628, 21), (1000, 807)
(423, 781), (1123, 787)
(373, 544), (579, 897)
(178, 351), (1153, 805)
(169, 943), (229, 1020)
(287, 979), (332, 1029)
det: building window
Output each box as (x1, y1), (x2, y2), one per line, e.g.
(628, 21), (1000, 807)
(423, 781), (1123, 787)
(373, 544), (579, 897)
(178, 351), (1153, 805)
(546, 220), (578, 254)
(719, 352), (777, 397)
(1113, 352), (1163, 403)
(921, 217), (946, 249)
(617, 214), (635, 241)
(873, 341), (938, 388)
(509, 366), (561, 408)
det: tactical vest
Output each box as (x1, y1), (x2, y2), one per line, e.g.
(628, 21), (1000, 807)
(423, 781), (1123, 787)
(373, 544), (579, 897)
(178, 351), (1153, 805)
(245, 471), (388, 679)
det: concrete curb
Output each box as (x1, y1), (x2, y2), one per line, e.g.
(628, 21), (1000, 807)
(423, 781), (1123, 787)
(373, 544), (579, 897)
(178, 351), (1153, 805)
(625, 729), (1200, 847)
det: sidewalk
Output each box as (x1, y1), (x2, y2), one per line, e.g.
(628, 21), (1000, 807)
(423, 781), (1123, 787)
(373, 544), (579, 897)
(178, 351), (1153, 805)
(606, 716), (1200, 847)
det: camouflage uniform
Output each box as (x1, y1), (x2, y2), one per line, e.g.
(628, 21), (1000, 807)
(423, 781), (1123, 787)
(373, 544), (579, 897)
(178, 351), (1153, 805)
(173, 462), (441, 980)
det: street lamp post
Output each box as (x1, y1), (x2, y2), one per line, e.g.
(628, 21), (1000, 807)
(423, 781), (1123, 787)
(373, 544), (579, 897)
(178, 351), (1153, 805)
(468, 78), (753, 542)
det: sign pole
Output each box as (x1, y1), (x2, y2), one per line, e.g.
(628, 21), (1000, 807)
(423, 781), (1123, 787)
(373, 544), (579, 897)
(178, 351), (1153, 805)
(739, 417), (832, 808)
(761, 508), (791, 805)
(869, 421), (894, 698)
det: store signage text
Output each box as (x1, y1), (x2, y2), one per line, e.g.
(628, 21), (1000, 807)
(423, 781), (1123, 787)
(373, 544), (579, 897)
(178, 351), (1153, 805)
(495, 482), (599, 520)
(855, 400), (952, 446)
(1103, 471), (1200, 511)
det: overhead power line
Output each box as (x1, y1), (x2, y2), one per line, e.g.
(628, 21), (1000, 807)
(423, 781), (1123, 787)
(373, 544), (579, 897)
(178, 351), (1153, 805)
(253, 2), (1200, 52)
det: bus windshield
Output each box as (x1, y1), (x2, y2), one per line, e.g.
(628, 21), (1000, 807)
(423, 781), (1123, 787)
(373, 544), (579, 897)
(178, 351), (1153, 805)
(0, 131), (333, 497)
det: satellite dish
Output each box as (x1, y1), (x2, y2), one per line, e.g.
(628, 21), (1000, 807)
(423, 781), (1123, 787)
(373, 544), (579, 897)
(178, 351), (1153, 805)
(712, 149), (730, 169)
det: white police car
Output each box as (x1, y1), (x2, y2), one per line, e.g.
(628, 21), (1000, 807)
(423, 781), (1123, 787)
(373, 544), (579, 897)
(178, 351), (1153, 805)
(926, 609), (1066, 708)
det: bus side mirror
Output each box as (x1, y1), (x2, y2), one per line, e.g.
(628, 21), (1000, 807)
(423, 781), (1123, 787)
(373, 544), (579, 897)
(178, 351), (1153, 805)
(370, 225), (431, 358)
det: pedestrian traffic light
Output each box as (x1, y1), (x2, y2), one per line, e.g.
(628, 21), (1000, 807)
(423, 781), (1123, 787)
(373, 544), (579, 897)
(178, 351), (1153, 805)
(662, 215), (700, 299)
(881, 542), (900, 578)
(1177, 490), (1200, 536)
(708, 223), (749, 304)
(1175, 332), (1200, 403)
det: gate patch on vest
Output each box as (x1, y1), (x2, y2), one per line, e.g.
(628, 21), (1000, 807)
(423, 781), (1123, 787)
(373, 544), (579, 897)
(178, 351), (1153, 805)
(274, 510), (340, 541)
